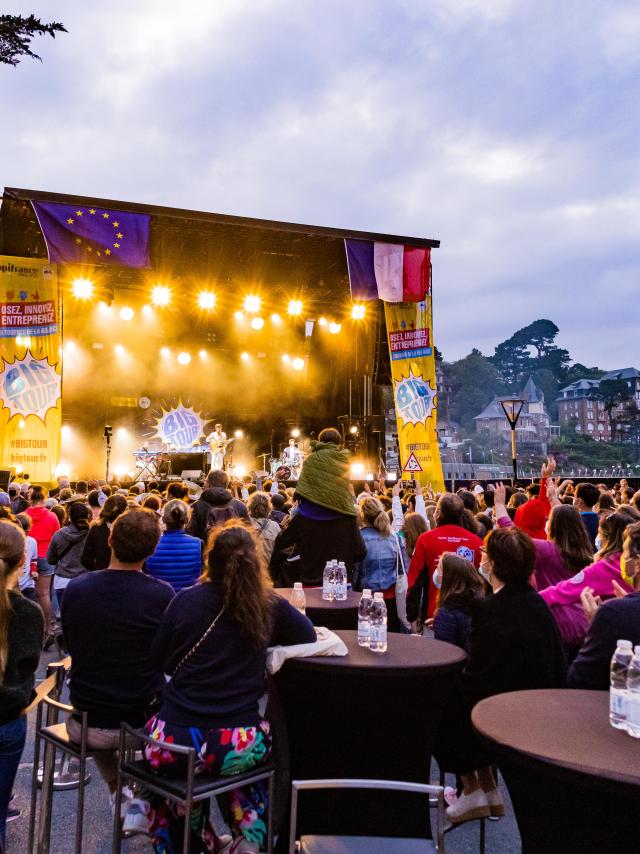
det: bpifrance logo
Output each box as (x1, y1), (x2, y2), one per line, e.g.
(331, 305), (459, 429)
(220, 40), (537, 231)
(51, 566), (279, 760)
(0, 352), (61, 422)
(393, 368), (437, 428)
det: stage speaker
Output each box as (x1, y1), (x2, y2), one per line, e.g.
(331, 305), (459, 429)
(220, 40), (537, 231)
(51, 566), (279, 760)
(0, 470), (11, 491)
(181, 470), (203, 480)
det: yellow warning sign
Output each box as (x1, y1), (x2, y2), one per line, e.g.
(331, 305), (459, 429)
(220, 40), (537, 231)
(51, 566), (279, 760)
(403, 452), (423, 473)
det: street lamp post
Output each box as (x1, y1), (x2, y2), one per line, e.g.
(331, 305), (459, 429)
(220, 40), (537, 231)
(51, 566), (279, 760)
(500, 398), (525, 484)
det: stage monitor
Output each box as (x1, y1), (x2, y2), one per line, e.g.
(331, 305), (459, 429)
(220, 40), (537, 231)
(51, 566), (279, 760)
(181, 469), (203, 481)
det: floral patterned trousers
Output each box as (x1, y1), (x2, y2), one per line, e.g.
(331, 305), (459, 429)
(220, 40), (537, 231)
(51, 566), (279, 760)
(144, 715), (272, 853)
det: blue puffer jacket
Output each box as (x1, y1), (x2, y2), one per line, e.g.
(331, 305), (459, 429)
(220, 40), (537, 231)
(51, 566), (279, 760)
(354, 527), (408, 592)
(146, 529), (202, 592)
(433, 597), (474, 651)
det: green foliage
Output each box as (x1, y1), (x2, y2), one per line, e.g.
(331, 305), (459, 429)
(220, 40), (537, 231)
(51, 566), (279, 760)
(0, 14), (66, 66)
(491, 318), (570, 390)
(444, 348), (503, 430)
(565, 363), (605, 384)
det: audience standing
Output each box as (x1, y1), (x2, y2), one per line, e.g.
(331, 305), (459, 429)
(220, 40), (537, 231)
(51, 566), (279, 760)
(146, 500), (202, 591)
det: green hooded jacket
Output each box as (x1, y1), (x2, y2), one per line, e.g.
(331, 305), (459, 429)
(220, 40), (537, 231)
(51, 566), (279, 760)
(294, 441), (357, 516)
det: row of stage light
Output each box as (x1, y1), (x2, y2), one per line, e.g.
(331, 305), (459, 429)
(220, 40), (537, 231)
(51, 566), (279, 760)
(70, 278), (368, 326)
(60, 340), (308, 370)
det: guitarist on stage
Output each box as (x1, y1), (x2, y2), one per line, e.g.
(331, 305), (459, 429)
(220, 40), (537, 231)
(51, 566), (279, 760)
(206, 423), (229, 471)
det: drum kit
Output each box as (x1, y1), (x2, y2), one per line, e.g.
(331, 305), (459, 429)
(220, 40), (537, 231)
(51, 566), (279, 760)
(269, 449), (302, 481)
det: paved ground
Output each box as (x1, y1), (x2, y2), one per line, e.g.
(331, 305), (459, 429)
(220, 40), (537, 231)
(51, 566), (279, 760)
(7, 652), (522, 853)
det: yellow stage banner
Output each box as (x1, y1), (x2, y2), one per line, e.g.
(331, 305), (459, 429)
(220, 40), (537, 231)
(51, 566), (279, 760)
(0, 256), (61, 484)
(384, 296), (444, 491)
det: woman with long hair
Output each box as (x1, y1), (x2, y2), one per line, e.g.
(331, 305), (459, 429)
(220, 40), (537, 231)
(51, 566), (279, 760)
(355, 496), (409, 632)
(145, 523), (315, 853)
(80, 493), (128, 571)
(0, 521), (45, 843)
(432, 553), (485, 651)
(47, 501), (92, 613)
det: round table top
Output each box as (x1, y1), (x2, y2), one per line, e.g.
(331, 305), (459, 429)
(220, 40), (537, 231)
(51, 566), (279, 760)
(279, 629), (466, 676)
(472, 689), (640, 787)
(276, 587), (361, 610)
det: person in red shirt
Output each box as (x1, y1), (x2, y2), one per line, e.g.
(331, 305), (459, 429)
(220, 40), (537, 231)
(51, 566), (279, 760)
(26, 486), (60, 643)
(406, 493), (483, 629)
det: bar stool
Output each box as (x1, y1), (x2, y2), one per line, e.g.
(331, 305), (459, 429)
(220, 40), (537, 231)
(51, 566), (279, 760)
(28, 673), (111, 854)
(112, 722), (276, 854)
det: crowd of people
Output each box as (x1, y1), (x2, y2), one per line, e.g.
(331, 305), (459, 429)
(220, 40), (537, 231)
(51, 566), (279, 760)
(1, 433), (640, 851)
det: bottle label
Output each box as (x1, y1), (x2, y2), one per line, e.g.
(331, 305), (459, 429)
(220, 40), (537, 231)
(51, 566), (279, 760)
(610, 688), (626, 717)
(627, 695), (640, 725)
(370, 625), (386, 644)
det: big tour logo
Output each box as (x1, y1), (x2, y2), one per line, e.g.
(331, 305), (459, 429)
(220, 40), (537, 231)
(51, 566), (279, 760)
(393, 369), (437, 428)
(0, 353), (61, 422)
(152, 404), (205, 450)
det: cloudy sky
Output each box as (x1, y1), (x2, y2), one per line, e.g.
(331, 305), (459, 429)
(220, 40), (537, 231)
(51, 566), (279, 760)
(2, 0), (639, 368)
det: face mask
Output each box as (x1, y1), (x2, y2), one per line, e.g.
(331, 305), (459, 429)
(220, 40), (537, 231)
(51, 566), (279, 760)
(479, 565), (491, 583)
(432, 567), (442, 590)
(621, 556), (636, 586)
(595, 535), (602, 551)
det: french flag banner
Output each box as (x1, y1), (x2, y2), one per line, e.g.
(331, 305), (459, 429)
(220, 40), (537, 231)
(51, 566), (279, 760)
(344, 239), (430, 302)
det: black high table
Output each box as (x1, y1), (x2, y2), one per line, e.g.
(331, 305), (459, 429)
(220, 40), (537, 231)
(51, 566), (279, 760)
(272, 629), (465, 847)
(472, 689), (640, 854)
(275, 587), (361, 630)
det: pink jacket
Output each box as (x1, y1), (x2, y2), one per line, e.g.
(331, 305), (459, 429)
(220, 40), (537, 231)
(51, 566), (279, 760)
(539, 554), (632, 607)
(497, 514), (574, 590)
(538, 554), (632, 646)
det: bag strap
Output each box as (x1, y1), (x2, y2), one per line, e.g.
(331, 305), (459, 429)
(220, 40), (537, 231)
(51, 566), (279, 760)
(169, 607), (225, 678)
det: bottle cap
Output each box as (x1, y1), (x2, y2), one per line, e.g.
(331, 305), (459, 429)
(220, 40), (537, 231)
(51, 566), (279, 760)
(618, 640), (633, 648)
(294, 582), (303, 589)
(373, 592), (384, 600)
(363, 589), (372, 597)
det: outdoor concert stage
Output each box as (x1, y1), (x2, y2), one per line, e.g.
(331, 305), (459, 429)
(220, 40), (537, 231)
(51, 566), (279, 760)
(0, 187), (439, 483)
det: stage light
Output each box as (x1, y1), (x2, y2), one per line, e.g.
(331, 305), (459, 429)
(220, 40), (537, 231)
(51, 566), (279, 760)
(240, 352), (250, 361)
(114, 344), (125, 355)
(318, 317), (327, 327)
(351, 304), (366, 320)
(234, 429), (244, 439)
(160, 347), (170, 357)
(114, 465), (127, 478)
(198, 291), (216, 310)
(117, 427), (129, 439)
(291, 357), (305, 371)
(119, 307), (134, 321)
(250, 317), (264, 330)
(177, 351), (191, 365)
(151, 285), (171, 306)
(234, 310), (245, 321)
(98, 302), (112, 314)
(387, 473), (397, 482)
(365, 472), (375, 482)
(199, 349), (207, 359)
(234, 464), (247, 478)
(64, 340), (76, 351)
(349, 425), (359, 435)
(281, 354), (290, 364)
(142, 305), (152, 317)
(329, 322), (342, 334)
(244, 295), (261, 314)
(291, 428), (301, 438)
(61, 425), (72, 439)
(54, 463), (69, 478)
(271, 313), (281, 323)
(351, 462), (365, 476)
(287, 299), (303, 316)
(71, 277), (94, 299)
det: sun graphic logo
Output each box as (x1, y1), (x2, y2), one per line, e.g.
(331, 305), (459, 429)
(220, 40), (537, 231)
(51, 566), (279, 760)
(0, 353), (60, 422)
(152, 403), (205, 450)
(393, 369), (437, 427)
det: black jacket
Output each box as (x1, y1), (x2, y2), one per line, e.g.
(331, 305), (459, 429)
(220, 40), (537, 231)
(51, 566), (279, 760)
(568, 592), (640, 690)
(186, 487), (249, 542)
(0, 592), (45, 725)
(81, 523), (112, 572)
(269, 511), (366, 587)
(462, 584), (566, 707)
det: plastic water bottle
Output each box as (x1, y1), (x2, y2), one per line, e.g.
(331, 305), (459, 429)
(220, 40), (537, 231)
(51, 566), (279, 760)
(322, 560), (336, 601)
(610, 639), (633, 729)
(369, 592), (388, 653)
(625, 645), (640, 738)
(291, 582), (306, 615)
(336, 561), (348, 601)
(357, 589), (373, 647)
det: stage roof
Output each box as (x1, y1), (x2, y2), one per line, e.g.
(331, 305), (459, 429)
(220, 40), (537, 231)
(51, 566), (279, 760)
(1, 187), (439, 304)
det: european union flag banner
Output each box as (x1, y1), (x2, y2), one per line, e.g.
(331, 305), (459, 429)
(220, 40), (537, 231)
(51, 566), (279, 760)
(32, 201), (150, 268)
(345, 239), (430, 303)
